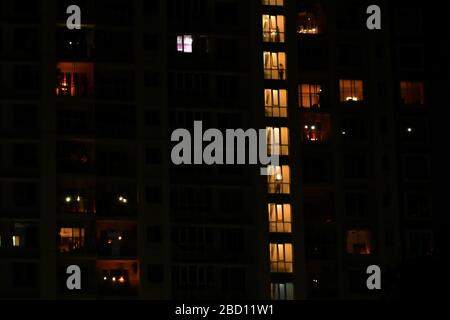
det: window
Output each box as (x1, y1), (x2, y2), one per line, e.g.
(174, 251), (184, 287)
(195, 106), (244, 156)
(343, 154), (367, 179)
(14, 65), (38, 90)
(145, 110), (160, 127)
(146, 147), (161, 165)
(13, 28), (38, 53)
(177, 35), (193, 53)
(302, 113), (331, 143)
(266, 127), (289, 156)
(400, 81), (424, 105)
(147, 226), (163, 243)
(407, 230), (433, 258)
(148, 264), (164, 283)
(13, 143), (38, 168)
(144, 33), (159, 51)
(405, 193), (432, 218)
(268, 203), (292, 233)
(265, 89), (287, 117)
(172, 265), (213, 289)
(262, 0), (284, 5)
(403, 155), (430, 180)
(346, 230), (372, 255)
(340, 80), (363, 102)
(262, 15), (285, 42)
(12, 235), (22, 247)
(345, 193), (368, 218)
(299, 84), (321, 109)
(13, 104), (38, 130)
(267, 165), (290, 194)
(263, 52), (287, 80)
(144, 72), (160, 88)
(59, 227), (85, 252)
(13, 263), (38, 288)
(221, 267), (246, 291)
(297, 6), (324, 34)
(56, 62), (94, 97)
(270, 243), (293, 273)
(271, 282), (294, 300)
(146, 186), (162, 204)
(14, 182), (37, 207)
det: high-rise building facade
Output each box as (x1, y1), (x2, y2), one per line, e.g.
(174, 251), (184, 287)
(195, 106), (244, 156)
(0, 0), (440, 299)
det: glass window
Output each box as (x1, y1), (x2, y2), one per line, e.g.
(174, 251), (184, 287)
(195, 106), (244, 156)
(265, 89), (287, 117)
(400, 81), (424, 105)
(177, 35), (193, 53)
(271, 282), (294, 300)
(59, 227), (85, 252)
(267, 165), (290, 194)
(263, 52), (287, 80)
(262, 15), (285, 42)
(262, 0), (284, 6)
(299, 84), (321, 109)
(346, 230), (372, 255)
(270, 243), (293, 273)
(266, 127), (289, 156)
(56, 62), (94, 97)
(407, 230), (433, 258)
(268, 203), (292, 233)
(339, 80), (363, 102)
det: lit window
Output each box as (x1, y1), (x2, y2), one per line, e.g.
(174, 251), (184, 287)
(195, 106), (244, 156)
(346, 230), (372, 255)
(177, 35), (193, 53)
(263, 52), (287, 80)
(56, 62), (94, 97)
(271, 282), (294, 300)
(270, 243), (293, 273)
(266, 127), (289, 156)
(12, 236), (21, 247)
(262, 0), (284, 6)
(302, 113), (331, 143)
(265, 89), (287, 117)
(262, 15), (285, 42)
(400, 81), (424, 105)
(339, 80), (363, 102)
(299, 84), (321, 109)
(297, 11), (320, 34)
(268, 203), (292, 233)
(59, 227), (85, 252)
(267, 165), (290, 194)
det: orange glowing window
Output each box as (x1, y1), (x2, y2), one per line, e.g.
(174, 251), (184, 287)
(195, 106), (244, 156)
(262, 0), (284, 6)
(270, 243), (293, 273)
(265, 89), (287, 117)
(262, 15), (285, 42)
(56, 62), (94, 97)
(268, 203), (292, 233)
(339, 80), (363, 102)
(266, 127), (289, 156)
(59, 227), (85, 253)
(400, 81), (424, 105)
(299, 84), (321, 109)
(267, 165), (290, 194)
(263, 52), (287, 80)
(346, 230), (372, 255)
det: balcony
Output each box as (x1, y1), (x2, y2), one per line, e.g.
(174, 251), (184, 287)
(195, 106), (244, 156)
(56, 62), (94, 97)
(297, 5), (325, 35)
(59, 179), (96, 215)
(301, 113), (331, 144)
(97, 221), (137, 257)
(56, 28), (95, 60)
(56, 141), (96, 174)
(97, 260), (138, 297)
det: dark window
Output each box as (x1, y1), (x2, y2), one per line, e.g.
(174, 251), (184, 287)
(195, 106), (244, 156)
(14, 144), (38, 168)
(215, 1), (239, 24)
(345, 192), (368, 218)
(344, 154), (367, 179)
(145, 110), (160, 127)
(14, 183), (37, 207)
(221, 267), (245, 291)
(144, 72), (160, 88)
(13, 28), (38, 53)
(147, 226), (163, 243)
(14, 65), (38, 90)
(148, 264), (164, 283)
(144, 34), (160, 51)
(146, 186), (162, 204)
(146, 147), (161, 165)
(13, 262), (38, 288)
(13, 104), (38, 130)
(403, 155), (430, 180)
